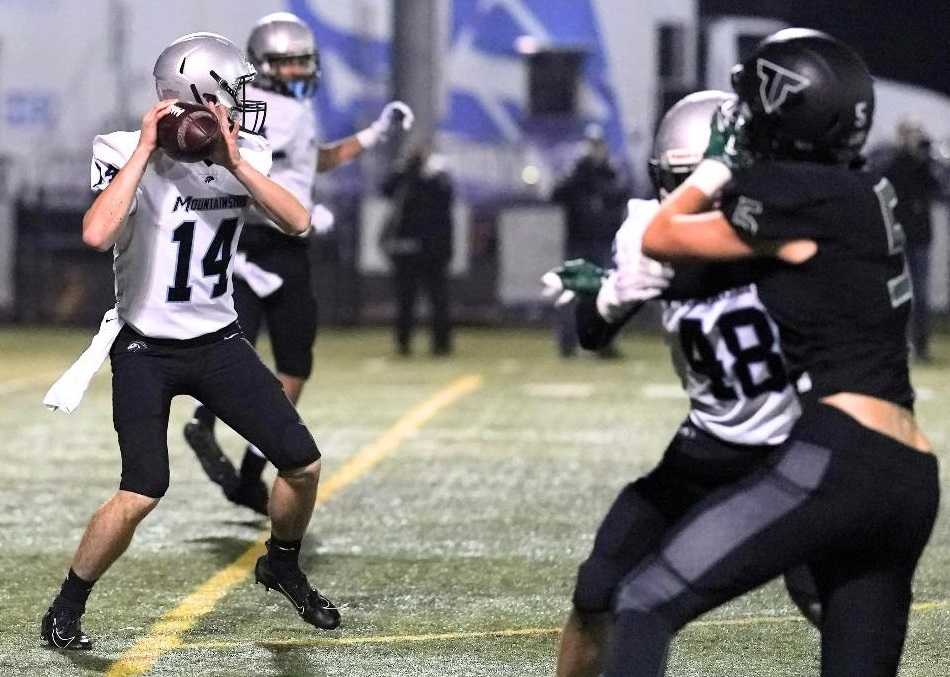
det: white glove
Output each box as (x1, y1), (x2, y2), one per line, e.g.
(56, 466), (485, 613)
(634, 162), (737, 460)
(356, 101), (415, 149)
(310, 204), (335, 235)
(540, 271), (576, 307)
(596, 260), (672, 323)
(597, 207), (673, 322)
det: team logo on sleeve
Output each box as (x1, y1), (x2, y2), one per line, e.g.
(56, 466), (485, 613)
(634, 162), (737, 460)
(732, 196), (763, 234)
(756, 58), (811, 114)
(93, 159), (119, 190)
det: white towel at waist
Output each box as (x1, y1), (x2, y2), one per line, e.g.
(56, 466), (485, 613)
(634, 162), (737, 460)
(232, 252), (284, 298)
(43, 307), (124, 414)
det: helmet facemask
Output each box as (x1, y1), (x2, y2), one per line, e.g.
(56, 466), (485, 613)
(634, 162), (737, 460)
(200, 69), (267, 135)
(258, 52), (320, 99)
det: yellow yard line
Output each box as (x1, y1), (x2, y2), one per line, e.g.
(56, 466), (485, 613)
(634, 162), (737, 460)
(175, 598), (950, 652)
(106, 374), (483, 677)
(182, 627), (560, 651)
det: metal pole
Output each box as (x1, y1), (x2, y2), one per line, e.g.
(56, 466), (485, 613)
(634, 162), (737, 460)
(393, 0), (439, 151)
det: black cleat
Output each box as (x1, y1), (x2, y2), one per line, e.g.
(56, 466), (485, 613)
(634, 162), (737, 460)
(226, 478), (270, 516)
(41, 604), (93, 650)
(184, 419), (239, 494)
(255, 555), (341, 630)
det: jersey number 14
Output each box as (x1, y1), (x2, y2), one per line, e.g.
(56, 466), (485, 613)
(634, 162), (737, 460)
(167, 218), (239, 303)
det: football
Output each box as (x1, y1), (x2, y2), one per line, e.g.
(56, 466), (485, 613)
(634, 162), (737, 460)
(156, 102), (221, 163)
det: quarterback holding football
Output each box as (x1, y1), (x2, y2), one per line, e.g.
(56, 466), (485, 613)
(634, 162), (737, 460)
(41, 31), (340, 651)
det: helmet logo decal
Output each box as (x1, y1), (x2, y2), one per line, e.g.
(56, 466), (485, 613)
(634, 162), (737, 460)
(756, 58), (811, 114)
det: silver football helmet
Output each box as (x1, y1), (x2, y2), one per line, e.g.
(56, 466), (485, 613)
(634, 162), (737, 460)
(153, 32), (266, 134)
(649, 90), (733, 196)
(247, 12), (320, 98)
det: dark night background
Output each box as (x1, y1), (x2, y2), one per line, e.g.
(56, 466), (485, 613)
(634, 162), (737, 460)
(700, 0), (950, 95)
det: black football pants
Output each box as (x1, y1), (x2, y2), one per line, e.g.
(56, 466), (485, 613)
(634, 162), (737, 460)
(604, 404), (939, 677)
(111, 323), (320, 498)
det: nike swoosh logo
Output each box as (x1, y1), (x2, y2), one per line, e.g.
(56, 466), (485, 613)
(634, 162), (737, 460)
(277, 582), (306, 615)
(51, 620), (75, 647)
(225, 332), (240, 340)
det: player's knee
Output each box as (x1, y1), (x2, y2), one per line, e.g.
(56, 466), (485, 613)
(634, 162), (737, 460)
(573, 556), (626, 614)
(111, 489), (161, 523)
(613, 560), (692, 631)
(268, 420), (321, 472)
(118, 465), (169, 499)
(277, 458), (321, 486)
(274, 351), (313, 381)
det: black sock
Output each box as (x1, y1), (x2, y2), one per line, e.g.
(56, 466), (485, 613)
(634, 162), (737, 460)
(267, 537), (302, 570)
(55, 569), (96, 610)
(193, 405), (216, 430)
(240, 446), (268, 482)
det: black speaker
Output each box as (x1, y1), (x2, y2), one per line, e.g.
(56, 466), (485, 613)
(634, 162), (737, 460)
(526, 48), (585, 116)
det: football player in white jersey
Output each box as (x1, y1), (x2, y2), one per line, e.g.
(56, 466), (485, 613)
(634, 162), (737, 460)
(41, 32), (340, 651)
(545, 92), (817, 677)
(185, 12), (413, 515)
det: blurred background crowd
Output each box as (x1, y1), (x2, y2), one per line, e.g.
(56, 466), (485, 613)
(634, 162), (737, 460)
(2, 0), (948, 357)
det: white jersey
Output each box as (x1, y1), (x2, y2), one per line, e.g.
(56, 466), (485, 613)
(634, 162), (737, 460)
(618, 199), (800, 446)
(91, 130), (272, 339)
(246, 84), (317, 226)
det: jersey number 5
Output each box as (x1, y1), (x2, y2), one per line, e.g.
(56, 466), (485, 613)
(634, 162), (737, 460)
(873, 178), (912, 308)
(167, 218), (239, 303)
(679, 307), (788, 400)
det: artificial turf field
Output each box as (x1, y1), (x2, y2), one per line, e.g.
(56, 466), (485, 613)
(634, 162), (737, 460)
(0, 326), (948, 676)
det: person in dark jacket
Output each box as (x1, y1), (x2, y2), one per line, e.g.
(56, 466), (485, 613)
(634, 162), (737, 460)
(381, 145), (455, 356)
(877, 118), (942, 361)
(551, 125), (630, 357)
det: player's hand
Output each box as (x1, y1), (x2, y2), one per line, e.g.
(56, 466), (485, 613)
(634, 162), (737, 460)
(137, 99), (178, 156)
(377, 101), (414, 135)
(598, 209), (673, 322)
(704, 100), (754, 171)
(207, 103), (242, 170)
(541, 259), (607, 306)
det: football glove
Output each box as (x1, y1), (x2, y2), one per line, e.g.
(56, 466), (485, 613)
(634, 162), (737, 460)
(598, 203), (674, 322)
(596, 259), (672, 323)
(356, 101), (415, 148)
(541, 259), (607, 307)
(704, 100), (755, 171)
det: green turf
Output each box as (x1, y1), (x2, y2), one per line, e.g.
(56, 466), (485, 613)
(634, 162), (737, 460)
(0, 326), (948, 676)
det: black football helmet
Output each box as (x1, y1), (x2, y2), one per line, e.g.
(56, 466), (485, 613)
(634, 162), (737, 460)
(730, 28), (874, 164)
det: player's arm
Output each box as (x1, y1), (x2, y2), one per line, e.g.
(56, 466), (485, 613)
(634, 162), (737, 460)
(642, 161), (814, 264)
(82, 99), (178, 251)
(208, 105), (309, 235)
(575, 295), (641, 350)
(317, 101), (414, 173)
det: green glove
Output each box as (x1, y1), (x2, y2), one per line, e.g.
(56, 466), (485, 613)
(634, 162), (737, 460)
(541, 259), (607, 306)
(704, 101), (755, 171)
(553, 259), (606, 294)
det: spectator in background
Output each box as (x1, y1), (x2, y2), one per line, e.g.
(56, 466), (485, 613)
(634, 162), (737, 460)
(381, 145), (455, 356)
(877, 118), (942, 362)
(551, 124), (630, 358)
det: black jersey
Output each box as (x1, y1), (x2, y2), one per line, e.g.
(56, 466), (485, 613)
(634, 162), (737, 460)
(720, 161), (914, 408)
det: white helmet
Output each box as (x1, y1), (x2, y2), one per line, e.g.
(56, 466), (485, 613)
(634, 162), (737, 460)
(649, 90), (733, 196)
(153, 32), (266, 134)
(247, 12), (320, 98)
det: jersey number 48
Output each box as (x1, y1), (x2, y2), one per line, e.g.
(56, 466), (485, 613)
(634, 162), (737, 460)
(679, 307), (788, 401)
